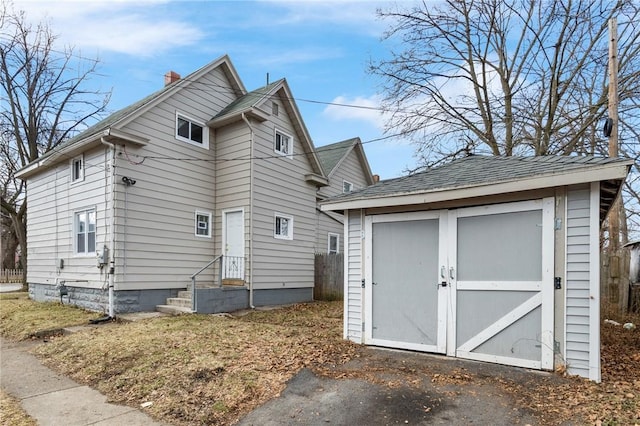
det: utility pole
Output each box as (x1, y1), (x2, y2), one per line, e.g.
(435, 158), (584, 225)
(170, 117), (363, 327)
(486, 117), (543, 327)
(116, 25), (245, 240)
(608, 17), (619, 251)
(607, 17), (627, 312)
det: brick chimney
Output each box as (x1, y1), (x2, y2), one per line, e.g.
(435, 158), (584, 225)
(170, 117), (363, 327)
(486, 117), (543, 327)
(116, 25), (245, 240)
(372, 174), (380, 183)
(164, 71), (180, 86)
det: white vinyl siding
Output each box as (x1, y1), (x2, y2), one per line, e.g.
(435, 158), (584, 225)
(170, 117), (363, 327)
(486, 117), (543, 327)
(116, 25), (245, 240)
(565, 185), (597, 380)
(251, 94), (316, 290)
(25, 146), (110, 289)
(214, 121), (251, 282)
(111, 64), (235, 289)
(345, 209), (363, 342)
(317, 147), (370, 199)
(315, 210), (344, 253)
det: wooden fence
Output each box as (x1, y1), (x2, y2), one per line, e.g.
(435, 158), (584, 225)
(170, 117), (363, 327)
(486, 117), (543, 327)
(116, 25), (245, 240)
(314, 253), (343, 301)
(0, 269), (23, 283)
(601, 249), (640, 313)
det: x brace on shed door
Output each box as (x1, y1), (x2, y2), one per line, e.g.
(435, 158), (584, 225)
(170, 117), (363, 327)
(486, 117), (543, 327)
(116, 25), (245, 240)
(365, 198), (555, 370)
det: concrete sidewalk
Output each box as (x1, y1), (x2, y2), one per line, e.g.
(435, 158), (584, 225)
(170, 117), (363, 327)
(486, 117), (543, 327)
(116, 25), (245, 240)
(1, 337), (166, 426)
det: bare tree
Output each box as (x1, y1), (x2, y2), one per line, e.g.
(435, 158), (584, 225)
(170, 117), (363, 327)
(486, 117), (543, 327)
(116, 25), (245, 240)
(0, 2), (110, 282)
(371, 0), (640, 162)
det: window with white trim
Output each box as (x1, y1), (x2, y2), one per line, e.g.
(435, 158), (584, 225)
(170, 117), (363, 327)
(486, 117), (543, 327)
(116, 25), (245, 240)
(328, 233), (339, 254)
(176, 112), (209, 149)
(274, 213), (293, 240)
(343, 180), (353, 193)
(195, 211), (212, 238)
(274, 129), (292, 157)
(74, 208), (96, 254)
(71, 155), (84, 183)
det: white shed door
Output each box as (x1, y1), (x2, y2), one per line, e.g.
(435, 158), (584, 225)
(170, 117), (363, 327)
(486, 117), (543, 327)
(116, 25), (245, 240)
(449, 199), (554, 370)
(365, 211), (448, 353)
(363, 198), (554, 371)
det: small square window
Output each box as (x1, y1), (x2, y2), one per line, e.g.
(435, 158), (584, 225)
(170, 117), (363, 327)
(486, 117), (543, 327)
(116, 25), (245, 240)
(328, 233), (339, 254)
(176, 112), (208, 148)
(71, 155), (84, 183)
(195, 211), (212, 238)
(274, 129), (292, 157)
(274, 213), (293, 240)
(343, 180), (353, 193)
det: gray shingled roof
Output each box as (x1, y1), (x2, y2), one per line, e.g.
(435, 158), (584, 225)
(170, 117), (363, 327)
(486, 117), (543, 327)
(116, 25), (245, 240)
(326, 155), (630, 202)
(316, 138), (358, 175)
(214, 79), (282, 118)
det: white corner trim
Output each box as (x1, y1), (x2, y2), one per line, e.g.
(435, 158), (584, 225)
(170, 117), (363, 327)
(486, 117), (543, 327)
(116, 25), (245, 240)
(589, 182), (602, 382)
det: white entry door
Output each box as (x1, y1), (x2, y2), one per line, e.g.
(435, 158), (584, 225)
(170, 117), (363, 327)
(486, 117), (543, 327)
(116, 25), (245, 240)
(222, 209), (245, 280)
(365, 211), (448, 353)
(448, 198), (554, 370)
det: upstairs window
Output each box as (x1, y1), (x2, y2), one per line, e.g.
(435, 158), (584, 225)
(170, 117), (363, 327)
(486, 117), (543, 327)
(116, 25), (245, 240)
(74, 208), (96, 255)
(274, 213), (293, 240)
(195, 211), (212, 238)
(176, 112), (209, 149)
(71, 155), (84, 183)
(328, 233), (339, 254)
(272, 102), (279, 116)
(274, 129), (292, 158)
(343, 180), (353, 193)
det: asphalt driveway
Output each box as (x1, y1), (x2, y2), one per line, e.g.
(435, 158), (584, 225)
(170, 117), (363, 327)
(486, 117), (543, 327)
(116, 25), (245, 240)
(238, 347), (569, 426)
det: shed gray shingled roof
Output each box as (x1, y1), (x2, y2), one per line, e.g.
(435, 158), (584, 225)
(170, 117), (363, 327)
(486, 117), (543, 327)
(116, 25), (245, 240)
(316, 138), (358, 175)
(326, 155), (630, 202)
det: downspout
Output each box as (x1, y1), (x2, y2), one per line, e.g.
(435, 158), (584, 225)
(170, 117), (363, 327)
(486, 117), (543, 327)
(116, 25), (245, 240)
(100, 136), (116, 318)
(241, 113), (255, 309)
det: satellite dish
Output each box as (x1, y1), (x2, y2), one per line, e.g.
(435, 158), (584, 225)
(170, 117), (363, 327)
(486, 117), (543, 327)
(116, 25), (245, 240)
(603, 118), (614, 137)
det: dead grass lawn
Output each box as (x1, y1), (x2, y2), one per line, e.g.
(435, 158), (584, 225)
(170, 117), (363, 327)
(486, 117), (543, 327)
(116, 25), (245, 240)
(0, 389), (37, 426)
(30, 302), (357, 425)
(1, 298), (639, 425)
(0, 298), (98, 340)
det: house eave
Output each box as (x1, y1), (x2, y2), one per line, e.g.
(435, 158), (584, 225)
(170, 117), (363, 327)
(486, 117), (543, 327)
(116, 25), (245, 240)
(207, 107), (270, 129)
(321, 161), (632, 212)
(15, 128), (149, 180)
(306, 173), (329, 187)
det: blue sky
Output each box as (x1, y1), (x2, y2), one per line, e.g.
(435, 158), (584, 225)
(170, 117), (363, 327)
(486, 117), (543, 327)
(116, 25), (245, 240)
(13, 0), (418, 179)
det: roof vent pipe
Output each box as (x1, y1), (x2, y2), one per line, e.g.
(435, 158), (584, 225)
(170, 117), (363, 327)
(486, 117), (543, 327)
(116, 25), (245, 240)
(164, 71), (181, 86)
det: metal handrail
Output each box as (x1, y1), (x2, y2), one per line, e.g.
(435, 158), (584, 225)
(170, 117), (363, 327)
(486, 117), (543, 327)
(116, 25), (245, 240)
(190, 255), (222, 312)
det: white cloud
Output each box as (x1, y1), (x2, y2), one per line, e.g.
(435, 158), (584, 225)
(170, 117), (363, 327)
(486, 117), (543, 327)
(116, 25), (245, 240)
(11, 1), (203, 56)
(322, 94), (387, 130)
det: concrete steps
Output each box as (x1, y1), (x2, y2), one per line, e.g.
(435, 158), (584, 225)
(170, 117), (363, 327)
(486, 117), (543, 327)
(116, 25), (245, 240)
(156, 304), (192, 315)
(156, 290), (193, 315)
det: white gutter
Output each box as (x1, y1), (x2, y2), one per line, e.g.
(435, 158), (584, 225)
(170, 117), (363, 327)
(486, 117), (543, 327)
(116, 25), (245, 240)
(241, 113), (255, 309)
(100, 137), (117, 318)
